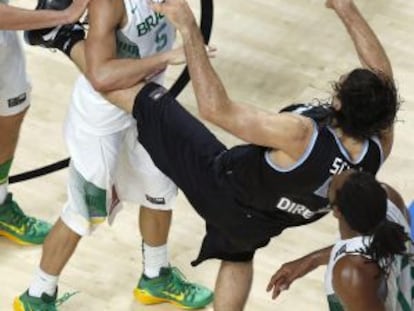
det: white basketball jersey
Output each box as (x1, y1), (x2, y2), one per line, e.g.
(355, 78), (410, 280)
(0, 0), (31, 102)
(325, 200), (414, 311)
(69, 0), (175, 135)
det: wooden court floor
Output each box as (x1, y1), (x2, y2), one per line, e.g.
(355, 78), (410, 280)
(1, 0), (413, 310)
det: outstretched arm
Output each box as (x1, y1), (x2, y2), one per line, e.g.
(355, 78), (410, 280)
(0, 0), (88, 30)
(152, 0), (313, 160)
(327, 0), (394, 158)
(267, 246), (332, 299)
(327, 0), (393, 78)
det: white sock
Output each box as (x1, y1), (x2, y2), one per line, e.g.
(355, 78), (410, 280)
(0, 183), (8, 205)
(28, 267), (59, 298)
(142, 242), (169, 278)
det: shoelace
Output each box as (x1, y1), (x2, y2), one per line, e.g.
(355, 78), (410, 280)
(55, 291), (79, 307)
(167, 268), (199, 301)
(5, 203), (30, 228)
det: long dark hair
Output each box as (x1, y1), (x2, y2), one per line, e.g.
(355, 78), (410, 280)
(332, 69), (399, 140)
(336, 171), (410, 273)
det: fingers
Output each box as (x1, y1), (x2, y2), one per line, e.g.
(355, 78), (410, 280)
(148, 0), (164, 13)
(267, 267), (288, 291)
(149, 0), (174, 14)
(206, 45), (217, 52)
(266, 276), (289, 300)
(205, 45), (217, 58)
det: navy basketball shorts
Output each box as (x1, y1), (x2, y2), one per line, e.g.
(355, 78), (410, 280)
(132, 83), (261, 264)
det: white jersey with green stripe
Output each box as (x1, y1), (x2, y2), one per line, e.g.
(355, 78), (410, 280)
(0, 0), (31, 102)
(325, 200), (414, 311)
(69, 0), (175, 135)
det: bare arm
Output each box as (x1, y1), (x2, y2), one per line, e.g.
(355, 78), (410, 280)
(85, 0), (181, 92)
(327, 0), (394, 158)
(333, 256), (386, 311)
(327, 0), (392, 77)
(267, 246), (332, 299)
(0, 0), (88, 30)
(152, 0), (313, 158)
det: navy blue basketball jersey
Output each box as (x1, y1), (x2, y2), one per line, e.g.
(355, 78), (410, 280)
(217, 104), (383, 227)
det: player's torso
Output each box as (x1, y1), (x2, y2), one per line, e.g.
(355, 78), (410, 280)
(71, 0), (175, 135)
(325, 201), (412, 311)
(219, 122), (383, 227)
(116, 0), (175, 61)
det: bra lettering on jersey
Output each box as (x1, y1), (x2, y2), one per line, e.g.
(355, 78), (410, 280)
(136, 13), (165, 37)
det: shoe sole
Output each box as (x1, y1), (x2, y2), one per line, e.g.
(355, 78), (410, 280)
(12, 298), (25, 311)
(0, 230), (40, 246)
(133, 288), (213, 310)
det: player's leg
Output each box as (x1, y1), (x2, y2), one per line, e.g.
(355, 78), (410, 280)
(214, 260), (253, 311)
(115, 127), (213, 309)
(13, 216), (81, 311)
(139, 206), (172, 277)
(13, 114), (124, 310)
(0, 42), (51, 245)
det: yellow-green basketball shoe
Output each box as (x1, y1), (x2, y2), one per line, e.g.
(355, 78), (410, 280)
(13, 290), (77, 311)
(134, 267), (214, 309)
(13, 291), (58, 311)
(0, 193), (52, 245)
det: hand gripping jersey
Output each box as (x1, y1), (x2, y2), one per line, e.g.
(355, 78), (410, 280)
(325, 200), (414, 311)
(68, 0), (175, 135)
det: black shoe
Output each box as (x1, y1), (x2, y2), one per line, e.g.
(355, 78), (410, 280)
(24, 23), (85, 51)
(24, 0), (85, 56)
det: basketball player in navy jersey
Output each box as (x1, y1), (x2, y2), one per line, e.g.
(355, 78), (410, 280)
(267, 170), (413, 311)
(22, 0), (400, 309)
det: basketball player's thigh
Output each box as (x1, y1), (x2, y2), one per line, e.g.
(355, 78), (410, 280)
(115, 126), (178, 210)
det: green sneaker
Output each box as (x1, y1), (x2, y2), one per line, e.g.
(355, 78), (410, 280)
(134, 266), (214, 309)
(13, 290), (57, 311)
(0, 193), (52, 245)
(13, 290), (77, 311)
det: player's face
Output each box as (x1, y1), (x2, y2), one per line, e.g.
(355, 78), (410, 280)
(327, 170), (356, 209)
(332, 73), (349, 111)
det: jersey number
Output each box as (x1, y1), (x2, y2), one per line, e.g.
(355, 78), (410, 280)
(155, 23), (168, 52)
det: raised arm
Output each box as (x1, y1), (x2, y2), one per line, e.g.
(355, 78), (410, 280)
(0, 0), (88, 30)
(327, 0), (395, 158)
(85, 0), (182, 92)
(327, 0), (393, 78)
(152, 0), (313, 159)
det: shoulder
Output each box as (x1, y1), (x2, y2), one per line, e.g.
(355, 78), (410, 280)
(381, 183), (409, 221)
(88, 0), (124, 24)
(333, 255), (382, 297)
(332, 255), (386, 310)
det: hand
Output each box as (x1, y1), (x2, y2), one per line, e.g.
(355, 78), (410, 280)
(166, 46), (185, 65)
(266, 256), (316, 300)
(167, 45), (217, 65)
(65, 0), (90, 23)
(150, 0), (197, 32)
